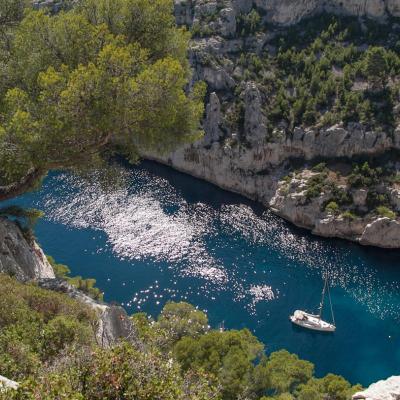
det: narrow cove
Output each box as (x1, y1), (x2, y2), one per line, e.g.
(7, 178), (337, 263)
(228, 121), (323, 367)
(10, 160), (400, 386)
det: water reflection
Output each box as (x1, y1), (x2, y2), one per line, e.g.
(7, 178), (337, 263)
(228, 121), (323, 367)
(13, 161), (400, 384)
(40, 167), (400, 321)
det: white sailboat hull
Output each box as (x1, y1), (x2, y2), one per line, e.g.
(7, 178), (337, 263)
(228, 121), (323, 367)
(290, 310), (336, 332)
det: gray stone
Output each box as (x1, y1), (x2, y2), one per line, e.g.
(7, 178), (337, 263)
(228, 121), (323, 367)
(244, 82), (267, 143)
(360, 218), (400, 248)
(204, 92), (223, 145)
(0, 375), (19, 391)
(352, 189), (368, 208)
(0, 218), (55, 281)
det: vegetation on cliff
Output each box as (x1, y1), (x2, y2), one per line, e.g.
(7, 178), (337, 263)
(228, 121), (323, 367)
(0, 274), (361, 399)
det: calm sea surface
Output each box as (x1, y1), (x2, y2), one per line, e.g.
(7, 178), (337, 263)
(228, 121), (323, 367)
(11, 160), (400, 386)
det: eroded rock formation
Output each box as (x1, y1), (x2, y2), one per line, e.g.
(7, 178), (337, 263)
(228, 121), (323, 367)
(0, 218), (55, 281)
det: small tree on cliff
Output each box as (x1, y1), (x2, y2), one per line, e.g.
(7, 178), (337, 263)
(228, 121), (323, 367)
(0, 0), (206, 202)
(364, 46), (389, 90)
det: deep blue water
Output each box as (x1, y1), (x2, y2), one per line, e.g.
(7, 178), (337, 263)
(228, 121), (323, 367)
(8, 160), (400, 386)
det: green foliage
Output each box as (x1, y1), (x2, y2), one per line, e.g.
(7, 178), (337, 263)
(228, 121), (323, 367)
(0, 0), (205, 201)
(0, 206), (43, 233)
(0, 282), (360, 400)
(263, 350), (314, 395)
(325, 201), (340, 215)
(247, 16), (400, 131)
(237, 9), (261, 36)
(305, 173), (328, 200)
(5, 342), (220, 400)
(311, 163), (327, 173)
(348, 162), (382, 188)
(376, 205), (396, 219)
(174, 328), (264, 399)
(364, 47), (389, 87)
(342, 210), (358, 220)
(0, 274), (96, 381)
(156, 301), (209, 345)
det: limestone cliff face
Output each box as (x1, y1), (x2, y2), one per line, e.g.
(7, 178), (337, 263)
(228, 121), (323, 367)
(257, 0), (394, 25)
(175, 0), (400, 27)
(269, 172), (400, 248)
(0, 218), (55, 281)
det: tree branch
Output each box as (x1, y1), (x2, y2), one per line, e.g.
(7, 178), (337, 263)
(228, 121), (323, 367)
(0, 167), (45, 202)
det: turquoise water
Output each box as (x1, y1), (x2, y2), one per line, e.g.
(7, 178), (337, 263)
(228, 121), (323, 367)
(9, 160), (400, 386)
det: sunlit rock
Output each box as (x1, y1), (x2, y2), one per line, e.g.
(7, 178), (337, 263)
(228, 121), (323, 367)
(353, 376), (400, 400)
(0, 218), (55, 281)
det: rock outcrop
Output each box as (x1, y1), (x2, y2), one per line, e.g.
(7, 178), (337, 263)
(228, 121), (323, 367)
(175, 0), (400, 28)
(244, 82), (268, 144)
(38, 279), (137, 348)
(204, 92), (224, 145)
(360, 218), (400, 248)
(353, 376), (400, 400)
(0, 218), (55, 281)
(0, 375), (19, 391)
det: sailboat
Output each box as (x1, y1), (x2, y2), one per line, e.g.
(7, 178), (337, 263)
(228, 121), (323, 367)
(289, 275), (336, 332)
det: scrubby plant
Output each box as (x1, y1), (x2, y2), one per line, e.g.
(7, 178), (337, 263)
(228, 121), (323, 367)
(376, 206), (396, 219)
(325, 201), (340, 215)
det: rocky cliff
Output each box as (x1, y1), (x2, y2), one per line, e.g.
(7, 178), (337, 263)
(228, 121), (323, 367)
(0, 217), (55, 281)
(175, 0), (400, 27)
(161, 0), (400, 248)
(0, 217), (135, 347)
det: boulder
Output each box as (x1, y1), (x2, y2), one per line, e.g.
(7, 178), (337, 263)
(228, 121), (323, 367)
(313, 216), (366, 240)
(0, 375), (19, 391)
(388, 188), (400, 211)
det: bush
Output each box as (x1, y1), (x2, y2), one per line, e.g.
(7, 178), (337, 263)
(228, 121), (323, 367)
(342, 210), (357, 220)
(311, 163), (327, 173)
(325, 201), (340, 215)
(376, 206), (396, 219)
(0, 274), (96, 381)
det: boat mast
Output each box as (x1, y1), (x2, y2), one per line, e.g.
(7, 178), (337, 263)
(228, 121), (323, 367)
(327, 280), (335, 326)
(318, 275), (328, 318)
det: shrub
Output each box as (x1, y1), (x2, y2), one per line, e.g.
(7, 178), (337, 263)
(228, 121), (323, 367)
(325, 201), (340, 215)
(342, 210), (357, 220)
(311, 163), (327, 173)
(376, 206), (396, 219)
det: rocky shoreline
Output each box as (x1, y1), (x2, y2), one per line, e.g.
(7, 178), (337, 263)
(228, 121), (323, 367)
(159, 0), (400, 249)
(145, 126), (400, 249)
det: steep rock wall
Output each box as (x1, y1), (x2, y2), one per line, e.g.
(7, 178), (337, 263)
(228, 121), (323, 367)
(0, 218), (55, 281)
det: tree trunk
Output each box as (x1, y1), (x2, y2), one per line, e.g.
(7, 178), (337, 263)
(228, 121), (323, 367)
(0, 168), (45, 202)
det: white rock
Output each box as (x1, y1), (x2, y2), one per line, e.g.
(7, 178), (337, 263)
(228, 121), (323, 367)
(0, 375), (19, 391)
(353, 376), (400, 400)
(360, 218), (400, 248)
(388, 188), (400, 211)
